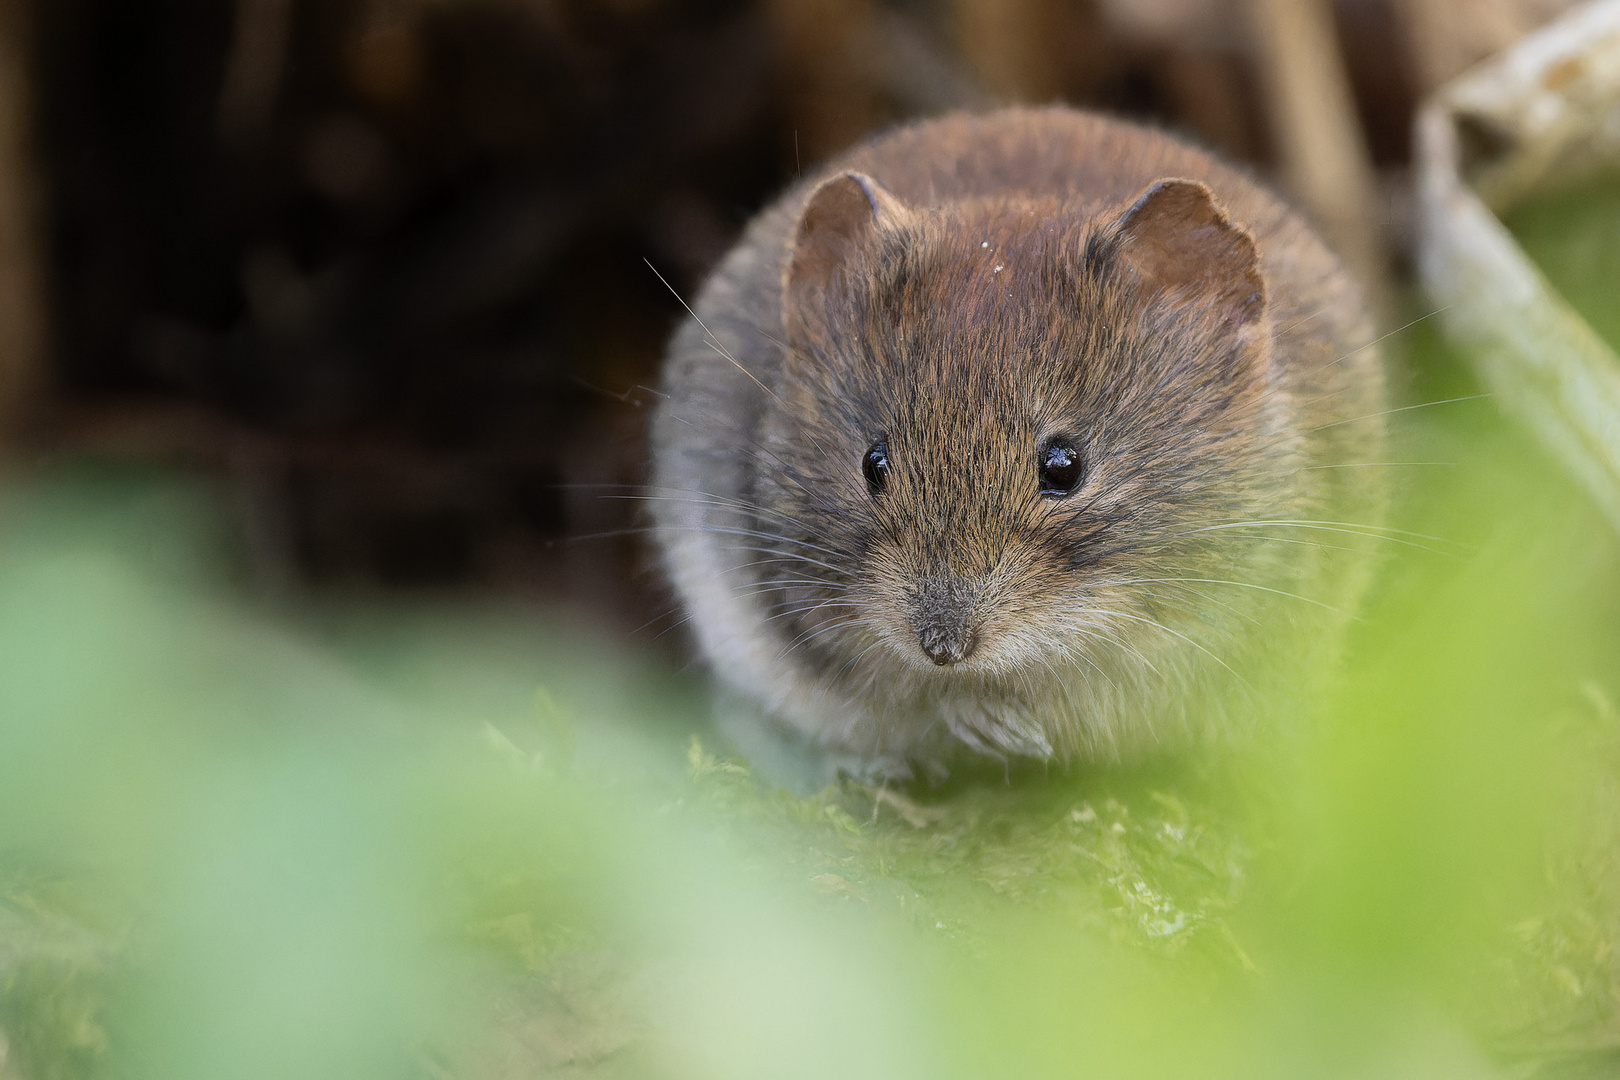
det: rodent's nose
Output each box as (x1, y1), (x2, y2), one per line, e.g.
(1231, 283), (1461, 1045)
(918, 625), (977, 666)
(909, 576), (980, 666)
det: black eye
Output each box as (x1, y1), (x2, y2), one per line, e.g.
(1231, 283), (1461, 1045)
(863, 439), (890, 494)
(1038, 437), (1084, 497)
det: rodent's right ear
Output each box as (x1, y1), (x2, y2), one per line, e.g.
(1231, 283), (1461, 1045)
(783, 172), (910, 339)
(1108, 178), (1266, 333)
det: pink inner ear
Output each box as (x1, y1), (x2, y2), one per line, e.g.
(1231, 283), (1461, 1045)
(1114, 179), (1266, 329)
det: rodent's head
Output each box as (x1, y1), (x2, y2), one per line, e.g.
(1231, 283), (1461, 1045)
(759, 169), (1298, 718)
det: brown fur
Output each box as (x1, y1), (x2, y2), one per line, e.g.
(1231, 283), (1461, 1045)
(651, 107), (1384, 774)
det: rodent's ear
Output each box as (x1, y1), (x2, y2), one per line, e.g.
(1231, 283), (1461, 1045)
(1110, 179), (1266, 330)
(783, 171), (910, 338)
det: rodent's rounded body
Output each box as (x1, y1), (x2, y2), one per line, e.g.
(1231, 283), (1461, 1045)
(651, 107), (1384, 774)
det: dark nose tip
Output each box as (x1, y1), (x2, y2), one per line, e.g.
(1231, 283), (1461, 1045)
(918, 625), (977, 666)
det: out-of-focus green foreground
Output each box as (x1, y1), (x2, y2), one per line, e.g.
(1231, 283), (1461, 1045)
(3, 391), (1620, 1079)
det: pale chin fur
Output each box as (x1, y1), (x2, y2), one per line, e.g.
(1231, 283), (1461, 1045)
(780, 582), (1200, 764)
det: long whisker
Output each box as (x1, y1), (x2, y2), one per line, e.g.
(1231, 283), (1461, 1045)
(763, 599), (862, 624)
(1307, 304), (1450, 378)
(631, 606), (690, 637)
(834, 635), (889, 680)
(1199, 532), (1363, 553)
(613, 496), (864, 565)
(1307, 393), (1491, 433)
(1252, 305), (1448, 419)
(1126, 575), (1343, 613)
(1038, 631), (1124, 693)
(1300, 461), (1455, 470)
(728, 577), (850, 597)
(719, 551), (853, 577)
(625, 503), (855, 559)
(645, 258), (789, 411)
(1119, 579), (1261, 625)
(1056, 617), (1165, 679)
(1179, 518), (1455, 544)
(570, 525), (850, 570)
(1089, 608), (1245, 685)
(597, 486), (836, 536)
(776, 614), (863, 662)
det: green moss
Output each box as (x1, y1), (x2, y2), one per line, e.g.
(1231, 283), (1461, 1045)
(680, 735), (1251, 961)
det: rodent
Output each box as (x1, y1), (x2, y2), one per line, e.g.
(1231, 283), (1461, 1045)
(649, 106), (1385, 780)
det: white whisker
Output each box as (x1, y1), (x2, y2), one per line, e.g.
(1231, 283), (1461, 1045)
(1127, 575), (1341, 613)
(1307, 393), (1491, 433)
(1089, 608), (1245, 686)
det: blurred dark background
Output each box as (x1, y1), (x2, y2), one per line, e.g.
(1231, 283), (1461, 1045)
(0, 0), (1578, 637)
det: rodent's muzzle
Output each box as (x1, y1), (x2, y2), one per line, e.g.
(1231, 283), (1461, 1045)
(907, 577), (980, 667)
(917, 623), (977, 666)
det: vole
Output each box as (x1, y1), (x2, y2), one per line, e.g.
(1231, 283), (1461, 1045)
(650, 107), (1385, 780)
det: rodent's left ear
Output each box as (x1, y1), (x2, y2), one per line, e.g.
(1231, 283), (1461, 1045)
(783, 171), (911, 338)
(1109, 178), (1266, 331)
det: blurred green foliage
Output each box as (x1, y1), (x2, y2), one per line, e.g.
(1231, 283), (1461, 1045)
(3, 344), (1620, 1079)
